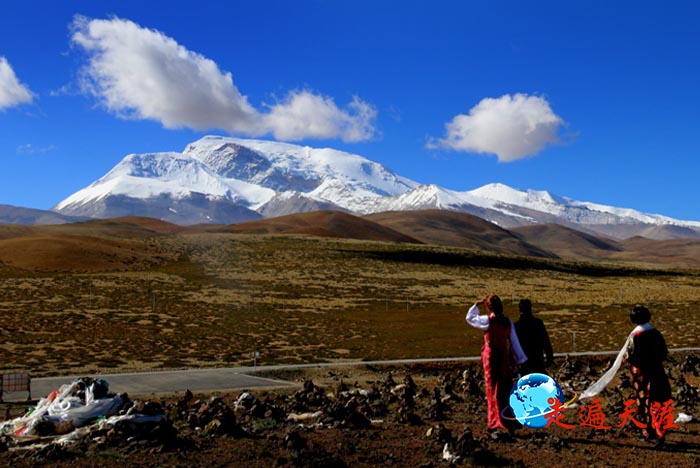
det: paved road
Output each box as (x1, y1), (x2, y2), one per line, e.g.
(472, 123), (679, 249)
(27, 368), (295, 400)
(6, 347), (697, 401)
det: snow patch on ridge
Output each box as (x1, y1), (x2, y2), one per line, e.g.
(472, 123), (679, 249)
(54, 135), (700, 231)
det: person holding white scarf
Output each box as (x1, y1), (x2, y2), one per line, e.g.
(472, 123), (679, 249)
(627, 305), (672, 444)
(581, 305), (672, 445)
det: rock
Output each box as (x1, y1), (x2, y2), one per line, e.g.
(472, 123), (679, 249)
(397, 405), (423, 425)
(203, 419), (222, 436)
(427, 387), (448, 421)
(180, 389), (194, 405)
(446, 428), (511, 465)
(287, 411), (323, 423)
(344, 409), (372, 429)
(383, 373), (396, 390)
(235, 392), (256, 411)
(461, 368), (483, 398)
(679, 355), (700, 376)
(335, 380), (349, 395)
(283, 430), (307, 451)
(426, 423), (452, 445)
(675, 374), (700, 410)
(187, 413), (199, 428)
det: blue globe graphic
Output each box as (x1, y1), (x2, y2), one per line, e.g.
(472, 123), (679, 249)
(509, 373), (565, 429)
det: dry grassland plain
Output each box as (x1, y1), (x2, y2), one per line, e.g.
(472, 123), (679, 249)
(1, 233), (699, 377)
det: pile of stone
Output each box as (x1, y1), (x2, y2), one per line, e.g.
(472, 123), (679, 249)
(0, 367), (509, 466)
(0, 377), (175, 462)
(170, 391), (247, 438)
(426, 425), (508, 466)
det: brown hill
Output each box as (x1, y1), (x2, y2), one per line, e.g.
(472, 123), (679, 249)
(44, 216), (188, 238)
(511, 223), (621, 260)
(616, 236), (700, 266)
(0, 224), (35, 240)
(573, 222), (700, 241)
(635, 224), (700, 240)
(0, 234), (172, 272)
(0, 217), (184, 272)
(364, 210), (555, 258)
(226, 210), (421, 244)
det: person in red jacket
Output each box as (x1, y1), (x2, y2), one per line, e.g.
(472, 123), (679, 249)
(466, 293), (528, 432)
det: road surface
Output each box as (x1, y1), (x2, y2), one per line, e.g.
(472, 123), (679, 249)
(3, 347), (696, 401)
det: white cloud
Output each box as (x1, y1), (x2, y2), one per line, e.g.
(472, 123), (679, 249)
(16, 143), (57, 155)
(71, 16), (377, 142)
(71, 16), (261, 134)
(429, 93), (564, 162)
(0, 57), (34, 110)
(265, 92), (377, 142)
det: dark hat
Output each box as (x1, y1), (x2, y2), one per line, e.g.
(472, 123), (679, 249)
(630, 305), (651, 325)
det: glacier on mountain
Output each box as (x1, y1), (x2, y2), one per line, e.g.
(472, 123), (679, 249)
(53, 135), (700, 235)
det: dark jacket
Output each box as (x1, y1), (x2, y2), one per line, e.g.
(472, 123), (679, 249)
(514, 313), (553, 375)
(628, 328), (672, 402)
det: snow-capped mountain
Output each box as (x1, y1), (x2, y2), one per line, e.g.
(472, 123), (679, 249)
(375, 183), (700, 238)
(53, 136), (700, 239)
(54, 136), (418, 224)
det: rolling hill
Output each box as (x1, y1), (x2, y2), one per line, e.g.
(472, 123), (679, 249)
(510, 223), (621, 260)
(365, 210), (555, 258)
(222, 210), (421, 244)
(3, 210), (700, 272)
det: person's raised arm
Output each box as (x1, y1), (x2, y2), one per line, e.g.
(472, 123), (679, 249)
(466, 302), (490, 331)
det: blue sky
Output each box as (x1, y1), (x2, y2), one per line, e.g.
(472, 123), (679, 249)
(2, 1), (700, 220)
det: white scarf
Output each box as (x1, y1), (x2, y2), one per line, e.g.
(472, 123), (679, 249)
(579, 323), (653, 400)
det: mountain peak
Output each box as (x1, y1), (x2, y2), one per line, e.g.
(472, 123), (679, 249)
(52, 137), (700, 238)
(470, 183), (560, 204)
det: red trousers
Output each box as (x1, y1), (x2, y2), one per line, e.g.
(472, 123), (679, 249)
(482, 346), (513, 430)
(630, 364), (669, 439)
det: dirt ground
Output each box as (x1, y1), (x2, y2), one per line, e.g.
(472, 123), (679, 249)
(2, 234), (700, 378)
(1, 356), (699, 467)
(2, 233), (699, 466)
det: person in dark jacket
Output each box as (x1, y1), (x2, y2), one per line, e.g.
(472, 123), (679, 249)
(627, 305), (672, 445)
(514, 299), (553, 376)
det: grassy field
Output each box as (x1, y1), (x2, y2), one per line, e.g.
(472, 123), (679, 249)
(1, 233), (699, 377)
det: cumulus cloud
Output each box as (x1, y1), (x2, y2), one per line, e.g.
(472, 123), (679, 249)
(429, 93), (564, 162)
(0, 57), (34, 110)
(71, 16), (377, 142)
(71, 16), (261, 133)
(265, 92), (377, 142)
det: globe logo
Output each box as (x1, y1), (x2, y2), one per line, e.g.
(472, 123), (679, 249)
(508, 373), (565, 429)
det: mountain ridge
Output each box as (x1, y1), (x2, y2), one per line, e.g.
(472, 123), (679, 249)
(47, 136), (700, 240)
